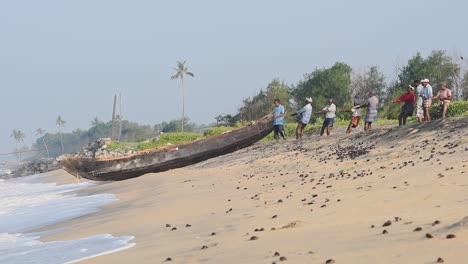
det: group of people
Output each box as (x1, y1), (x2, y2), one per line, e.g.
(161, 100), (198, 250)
(272, 91), (379, 140)
(272, 78), (452, 141)
(391, 79), (452, 125)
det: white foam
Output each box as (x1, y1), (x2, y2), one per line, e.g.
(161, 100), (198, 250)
(0, 233), (135, 264)
(0, 174), (136, 263)
(0, 175), (114, 233)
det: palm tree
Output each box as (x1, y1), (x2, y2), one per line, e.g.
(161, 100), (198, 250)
(56, 115), (66, 153)
(10, 129), (25, 161)
(170, 60), (194, 132)
(36, 128), (50, 158)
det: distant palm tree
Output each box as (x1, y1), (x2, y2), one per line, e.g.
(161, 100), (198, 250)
(90, 117), (100, 127)
(10, 129), (25, 161)
(36, 128), (50, 158)
(170, 61), (194, 132)
(56, 116), (66, 153)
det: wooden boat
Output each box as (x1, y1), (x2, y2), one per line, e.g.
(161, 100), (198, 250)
(60, 114), (274, 181)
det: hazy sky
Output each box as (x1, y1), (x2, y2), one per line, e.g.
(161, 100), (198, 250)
(1, 0), (467, 158)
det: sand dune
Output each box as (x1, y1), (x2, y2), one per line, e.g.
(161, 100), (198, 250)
(41, 117), (468, 264)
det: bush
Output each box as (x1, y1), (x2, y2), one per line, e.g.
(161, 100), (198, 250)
(430, 100), (468, 119)
(107, 141), (138, 151)
(203, 126), (235, 137)
(137, 132), (202, 151)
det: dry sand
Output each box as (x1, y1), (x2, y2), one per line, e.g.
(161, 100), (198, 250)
(40, 117), (468, 264)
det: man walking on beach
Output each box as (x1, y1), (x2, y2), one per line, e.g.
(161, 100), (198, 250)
(273, 99), (286, 141)
(391, 85), (415, 126)
(420, 78), (433, 122)
(291, 97), (312, 140)
(318, 98), (336, 136)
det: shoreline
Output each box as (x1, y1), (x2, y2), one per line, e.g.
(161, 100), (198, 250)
(36, 118), (467, 263)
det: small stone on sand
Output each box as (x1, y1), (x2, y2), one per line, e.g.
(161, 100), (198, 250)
(446, 234), (456, 239)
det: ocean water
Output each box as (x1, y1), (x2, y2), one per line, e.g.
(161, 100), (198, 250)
(0, 174), (135, 263)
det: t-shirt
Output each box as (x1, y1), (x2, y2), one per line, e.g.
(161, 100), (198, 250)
(416, 85), (424, 107)
(273, 105), (285, 125)
(368, 96), (379, 111)
(351, 106), (361, 117)
(322, 103), (336, 118)
(297, 103), (312, 124)
(437, 89), (452, 101)
(421, 84), (433, 99)
(395, 91), (415, 104)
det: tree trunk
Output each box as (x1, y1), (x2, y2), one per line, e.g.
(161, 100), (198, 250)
(111, 94), (117, 140)
(59, 131), (64, 153)
(15, 142), (19, 161)
(181, 78), (185, 132)
(42, 137), (50, 158)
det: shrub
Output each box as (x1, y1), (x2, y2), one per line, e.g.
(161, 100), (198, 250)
(430, 100), (468, 119)
(203, 126), (235, 137)
(107, 141), (138, 151)
(137, 132), (202, 150)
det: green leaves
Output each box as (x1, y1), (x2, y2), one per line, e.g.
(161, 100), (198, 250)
(291, 62), (352, 110)
(430, 101), (468, 119)
(10, 129), (25, 143)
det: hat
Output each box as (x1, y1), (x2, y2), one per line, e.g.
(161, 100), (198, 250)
(306, 97), (312, 103)
(421, 78), (430, 83)
(408, 85), (414, 90)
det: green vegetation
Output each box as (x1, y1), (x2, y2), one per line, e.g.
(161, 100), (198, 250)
(203, 126), (235, 137)
(107, 132), (202, 152)
(137, 132), (201, 150)
(430, 101), (468, 119)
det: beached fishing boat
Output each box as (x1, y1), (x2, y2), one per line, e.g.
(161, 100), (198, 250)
(59, 114), (274, 181)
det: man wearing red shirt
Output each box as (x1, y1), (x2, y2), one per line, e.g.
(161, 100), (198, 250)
(391, 85), (416, 126)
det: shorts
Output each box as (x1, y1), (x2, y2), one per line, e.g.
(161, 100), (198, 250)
(323, 117), (334, 127)
(423, 99), (432, 108)
(442, 100), (450, 106)
(351, 116), (360, 128)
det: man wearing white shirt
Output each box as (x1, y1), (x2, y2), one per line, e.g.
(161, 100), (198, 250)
(319, 98), (336, 136)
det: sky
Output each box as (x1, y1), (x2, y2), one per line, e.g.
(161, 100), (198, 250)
(0, 0), (467, 158)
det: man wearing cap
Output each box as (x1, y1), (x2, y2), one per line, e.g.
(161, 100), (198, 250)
(272, 99), (286, 141)
(291, 97), (312, 140)
(420, 78), (433, 122)
(391, 85), (416, 126)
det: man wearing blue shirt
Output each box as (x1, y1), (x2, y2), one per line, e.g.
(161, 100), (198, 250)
(420, 78), (433, 121)
(273, 99), (286, 140)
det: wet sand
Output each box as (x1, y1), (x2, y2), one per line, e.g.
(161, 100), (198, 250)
(41, 117), (468, 263)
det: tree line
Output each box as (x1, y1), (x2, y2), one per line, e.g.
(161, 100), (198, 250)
(9, 50), (467, 160)
(218, 50), (467, 125)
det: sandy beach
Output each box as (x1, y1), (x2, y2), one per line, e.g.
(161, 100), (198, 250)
(39, 117), (468, 264)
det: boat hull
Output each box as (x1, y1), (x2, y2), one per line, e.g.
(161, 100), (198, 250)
(60, 115), (274, 181)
